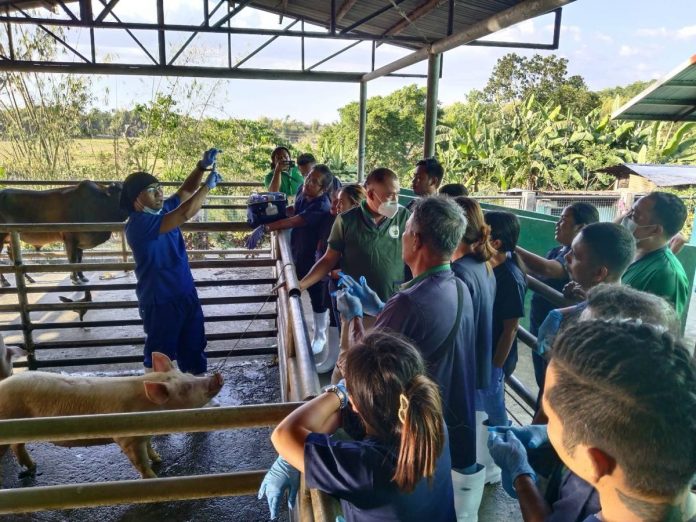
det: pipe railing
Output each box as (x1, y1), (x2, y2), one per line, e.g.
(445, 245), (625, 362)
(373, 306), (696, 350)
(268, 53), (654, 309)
(0, 222), (275, 369)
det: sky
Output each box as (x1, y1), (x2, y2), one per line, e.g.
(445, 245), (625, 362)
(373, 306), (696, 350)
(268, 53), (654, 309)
(42, 0), (696, 123)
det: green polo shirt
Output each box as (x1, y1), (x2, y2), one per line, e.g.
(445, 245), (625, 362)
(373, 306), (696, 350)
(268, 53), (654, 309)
(328, 200), (410, 301)
(264, 166), (304, 197)
(621, 246), (689, 317)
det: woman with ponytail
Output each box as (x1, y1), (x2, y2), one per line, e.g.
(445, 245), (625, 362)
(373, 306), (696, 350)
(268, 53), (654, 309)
(259, 330), (455, 521)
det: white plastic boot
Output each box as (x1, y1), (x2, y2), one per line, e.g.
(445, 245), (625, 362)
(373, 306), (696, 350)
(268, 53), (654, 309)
(475, 411), (501, 484)
(311, 311), (330, 355)
(315, 326), (340, 374)
(451, 465), (486, 521)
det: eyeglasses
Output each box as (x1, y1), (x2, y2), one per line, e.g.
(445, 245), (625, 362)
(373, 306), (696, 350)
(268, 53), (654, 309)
(144, 184), (162, 194)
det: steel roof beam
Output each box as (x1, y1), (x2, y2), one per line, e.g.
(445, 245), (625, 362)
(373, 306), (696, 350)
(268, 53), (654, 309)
(340, 0), (409, 35)
(233, 18), (299, 69)
(0, 60), (365, 81)
(363, 0), (574, 81)
(0, 14), (425, 43)
(335, 0), (357, 23)
(94, 0), (120, 23)
(382, 0), (440, 38)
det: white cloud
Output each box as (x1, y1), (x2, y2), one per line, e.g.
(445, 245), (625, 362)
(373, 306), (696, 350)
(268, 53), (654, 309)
(636, 27), (669, 37)
(619, 45), (639, 56)
(676, 25), (696, 39)
(595, 33), (613, 44)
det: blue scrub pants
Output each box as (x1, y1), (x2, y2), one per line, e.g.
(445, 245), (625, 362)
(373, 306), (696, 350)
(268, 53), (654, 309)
(475, 367), (509, 427)
(140, 291), (207, 374)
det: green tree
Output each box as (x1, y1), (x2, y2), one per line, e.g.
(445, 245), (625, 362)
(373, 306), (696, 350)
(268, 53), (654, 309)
(483, 53), (599, 115)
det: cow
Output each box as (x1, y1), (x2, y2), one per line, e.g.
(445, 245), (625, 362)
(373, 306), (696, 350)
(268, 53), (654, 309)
(0, 181), (128, 287)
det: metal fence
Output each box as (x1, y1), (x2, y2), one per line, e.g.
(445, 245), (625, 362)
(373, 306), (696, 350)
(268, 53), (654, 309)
(0, 224), (338, 519)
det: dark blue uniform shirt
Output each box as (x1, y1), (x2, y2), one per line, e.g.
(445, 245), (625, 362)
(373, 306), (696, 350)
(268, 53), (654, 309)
(452, 255), (496, 390)
(304, 431), (456, 522)
(492, 254), (527, 377)
(547, 471), (600, 522)
(290, 190), (331, 270)
(529, 246), (569, 335)
(375, 267), (477, 469)
(125, 195), (195, 305)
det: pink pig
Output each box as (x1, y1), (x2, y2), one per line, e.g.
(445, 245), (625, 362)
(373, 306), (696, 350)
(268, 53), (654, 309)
(0, 352), (223, 482)
(0, 336), (26, 381)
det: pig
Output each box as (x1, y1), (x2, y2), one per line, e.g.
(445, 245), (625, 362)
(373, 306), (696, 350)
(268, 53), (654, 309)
(0, 353), (223, 482)
(0, 336), (26, 381)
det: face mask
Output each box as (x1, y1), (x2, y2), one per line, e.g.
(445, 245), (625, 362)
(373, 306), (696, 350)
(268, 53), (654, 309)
(142, 206), (162, 215)
(377, 199), (399, 219)
(621, 216), (652, 242)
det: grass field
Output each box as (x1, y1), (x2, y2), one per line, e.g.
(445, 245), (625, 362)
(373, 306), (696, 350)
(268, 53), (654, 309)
(0, 138), (117, 168)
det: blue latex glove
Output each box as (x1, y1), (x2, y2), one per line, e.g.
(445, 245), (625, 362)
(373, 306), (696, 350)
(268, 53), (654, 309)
(336, 378), (350, 407)
(336, 517), (346, 522)
(337, 272), (385, 316)
(205, 170), (223, 190)
(336, 288), (363, 322)
(258, 456), (300, 519)
(487, 430), (537, 499)
(493, 424), (549, 450)
(200, 148), (221, 168)
(245, 225), (265, 250)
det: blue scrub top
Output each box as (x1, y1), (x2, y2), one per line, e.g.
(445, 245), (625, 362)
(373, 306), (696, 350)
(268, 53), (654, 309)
(492, 254), (527, 377)
(375, 269), (477, 470)
(290, 189), (331, 269)
(125, 195), (195, 305)
(529, 246), (569, 335)
(452, 255), (496, 390)
(304, 432), (456, 522)
(547, 471), (600, 522)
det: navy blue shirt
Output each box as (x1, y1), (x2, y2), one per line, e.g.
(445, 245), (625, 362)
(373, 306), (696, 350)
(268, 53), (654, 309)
(125, 195), (195, 305)
(547, 471), (600, 522)
(305, 432), (456, 522)
(290, 190), (331, 270)
(452, 255), (496, 390)
(492, 254), (527, 377)
(529, 246), (569, 335)
(375, 268), (477, 469)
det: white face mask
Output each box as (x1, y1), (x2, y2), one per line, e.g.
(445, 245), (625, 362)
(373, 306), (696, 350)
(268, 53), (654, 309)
(143, 206), (162, 215)
(378, 199), (399, 219)
(621, 216), (651, 241)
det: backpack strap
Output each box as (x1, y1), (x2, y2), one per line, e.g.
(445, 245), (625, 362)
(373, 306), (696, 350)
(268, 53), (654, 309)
(429, 278), (464, 362)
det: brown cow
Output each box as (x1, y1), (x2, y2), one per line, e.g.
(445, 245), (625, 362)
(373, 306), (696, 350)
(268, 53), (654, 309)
(0, 181), (128, 286)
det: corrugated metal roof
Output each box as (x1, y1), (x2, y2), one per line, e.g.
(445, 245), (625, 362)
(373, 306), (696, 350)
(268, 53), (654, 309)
(243, 0), (523, 49)
(597, 163), (696, 187)
(612, 55), (696, 122)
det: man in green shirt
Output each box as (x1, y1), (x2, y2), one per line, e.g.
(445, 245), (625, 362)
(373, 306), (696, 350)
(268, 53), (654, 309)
(265, 146), (304, 198)
(620, 191), (689, 318)
(299, 167), (409, 380)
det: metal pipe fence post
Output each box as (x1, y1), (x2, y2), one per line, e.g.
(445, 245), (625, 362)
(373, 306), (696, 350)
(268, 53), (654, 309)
(423, 52), (441, 157)
(10, 232), (35, 369)
(358, 80), (367, 183)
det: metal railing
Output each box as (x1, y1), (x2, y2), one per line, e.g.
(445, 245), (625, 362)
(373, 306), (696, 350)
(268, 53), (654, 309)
(0, 224), (338, 520)
(0, 222), (278, 369)
(507, 274), (575, 412)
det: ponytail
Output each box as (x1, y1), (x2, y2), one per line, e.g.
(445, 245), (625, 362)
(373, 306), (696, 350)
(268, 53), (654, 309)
(454, 197), (496, 264)
(393, 375), (446, 492)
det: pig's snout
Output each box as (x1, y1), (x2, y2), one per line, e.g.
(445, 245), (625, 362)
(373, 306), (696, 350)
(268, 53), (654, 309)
(208, 372), (224, 397)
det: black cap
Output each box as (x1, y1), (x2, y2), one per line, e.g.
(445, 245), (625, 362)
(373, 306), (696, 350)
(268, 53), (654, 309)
(120, 171), (159, 212)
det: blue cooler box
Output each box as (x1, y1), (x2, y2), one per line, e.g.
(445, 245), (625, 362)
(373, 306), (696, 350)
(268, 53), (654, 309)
(247, 192), (288, 227)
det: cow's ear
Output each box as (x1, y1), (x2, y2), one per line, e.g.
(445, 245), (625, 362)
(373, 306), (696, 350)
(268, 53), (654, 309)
(107, 183), (122, 196)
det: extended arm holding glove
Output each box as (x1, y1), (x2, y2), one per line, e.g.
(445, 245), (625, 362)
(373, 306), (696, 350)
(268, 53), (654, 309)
(488, 425), (550, 522)
(259, 381), (349, 519)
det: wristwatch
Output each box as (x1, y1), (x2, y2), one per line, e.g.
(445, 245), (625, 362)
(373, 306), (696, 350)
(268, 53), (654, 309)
(323, 384), (348, 410)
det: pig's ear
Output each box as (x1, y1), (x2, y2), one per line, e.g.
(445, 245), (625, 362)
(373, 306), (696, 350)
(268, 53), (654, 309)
(144, 382), (171, 405)
(151, 352), (174, 373)
(7, 347), (27, 359)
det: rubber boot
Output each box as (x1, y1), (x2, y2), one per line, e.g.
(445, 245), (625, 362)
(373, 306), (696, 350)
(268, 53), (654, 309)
(451, 465), (486, 521)
(311, 311), (330, 355)
(315, 326), (340, 374)
(475, 411), (501, 484)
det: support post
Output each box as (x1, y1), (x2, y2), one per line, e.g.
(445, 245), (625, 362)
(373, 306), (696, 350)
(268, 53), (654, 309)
(423, 53), (441, 158)
(358, 81), (367, 183)
(9, 232), (35, 369)
(520, 190), (537, 212)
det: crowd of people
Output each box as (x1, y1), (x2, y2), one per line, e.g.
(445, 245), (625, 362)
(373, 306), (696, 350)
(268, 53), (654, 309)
(118, 148), (695, 522)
